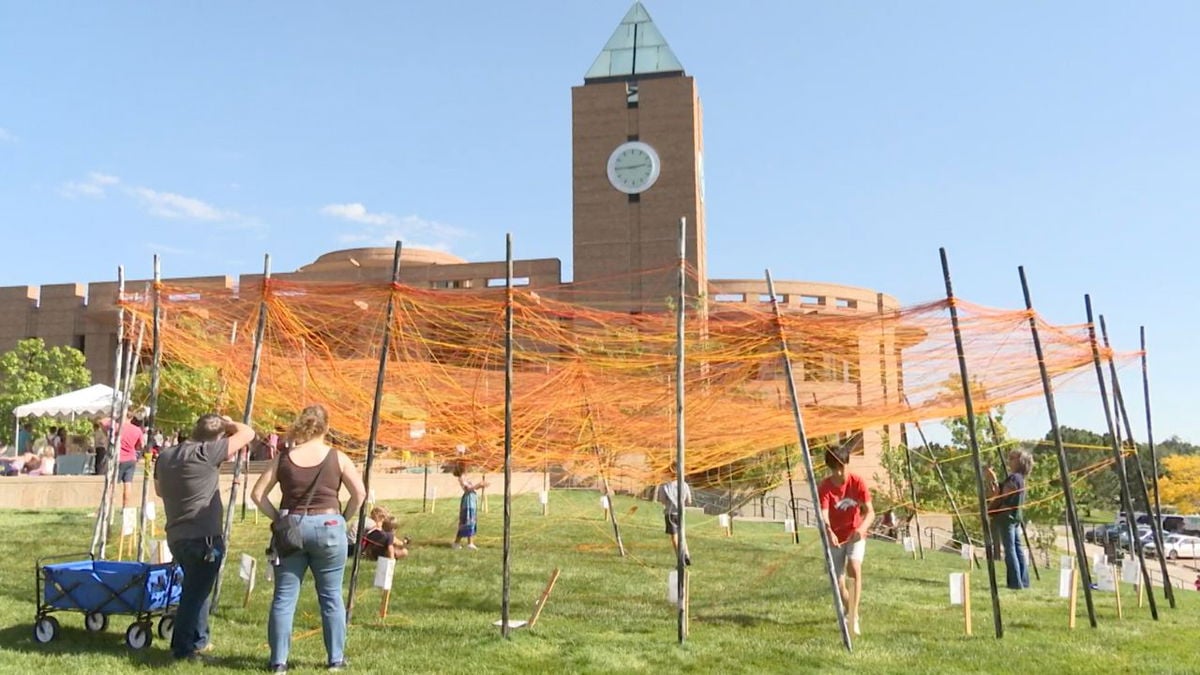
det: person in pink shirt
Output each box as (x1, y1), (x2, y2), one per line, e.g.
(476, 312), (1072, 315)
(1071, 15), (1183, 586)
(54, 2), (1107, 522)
(101, 412), (145, 510)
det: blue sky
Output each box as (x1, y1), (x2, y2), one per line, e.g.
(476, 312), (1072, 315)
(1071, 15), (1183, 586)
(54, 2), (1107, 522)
(1, 2), (1197, 443)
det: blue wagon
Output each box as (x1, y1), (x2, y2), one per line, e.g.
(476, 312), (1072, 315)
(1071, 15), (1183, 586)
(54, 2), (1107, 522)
(34, 552), (183, 649)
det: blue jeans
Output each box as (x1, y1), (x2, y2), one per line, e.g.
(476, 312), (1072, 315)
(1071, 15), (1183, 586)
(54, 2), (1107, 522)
(268, 514), (348, 666)
(1000, 520), (1029, 589)
(169, 536), (223, 658)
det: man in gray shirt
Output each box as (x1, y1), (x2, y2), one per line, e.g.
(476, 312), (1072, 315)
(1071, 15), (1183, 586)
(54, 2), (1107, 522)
(154, 414), (254, 662)
(657, 467), (693, 566)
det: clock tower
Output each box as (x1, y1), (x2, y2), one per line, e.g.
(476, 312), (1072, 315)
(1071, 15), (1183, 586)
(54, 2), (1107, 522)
(572, 3), (707, 313)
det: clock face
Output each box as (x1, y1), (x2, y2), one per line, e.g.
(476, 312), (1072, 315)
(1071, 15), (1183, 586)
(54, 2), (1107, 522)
(607, 141), (661, 194)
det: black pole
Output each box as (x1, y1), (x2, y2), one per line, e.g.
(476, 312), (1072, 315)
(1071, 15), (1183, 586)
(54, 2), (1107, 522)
(345, 242), (402, 624)
(1100, 316), (1174, 608)
(908, 413), (980, 569)
(899, 425), (924, 559)
(984, 413), (1040, 582)
(1084, 296), (1157, 620)
(501, 234), (515, 638)
(213, 254), (271, 612)
(1140, 327), (1173, 601)
(674, 218), (688, 644)
(137, 256), (165, 562)
(1018, 268), (1096, 626)
(780, 437), (801, 545)
(765, 269), (853, 652)
(939, 248), (1003, 639)
(422, 451), (432, 509)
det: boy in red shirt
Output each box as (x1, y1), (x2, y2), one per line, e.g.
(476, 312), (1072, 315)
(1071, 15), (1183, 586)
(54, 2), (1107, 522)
(818, 443), (875, 636)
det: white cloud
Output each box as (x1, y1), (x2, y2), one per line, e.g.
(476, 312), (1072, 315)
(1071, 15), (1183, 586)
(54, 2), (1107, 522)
(129, 186), (239, 221)
(59, 170), (261, 230)
(0, 128), (15, 143)
(321, 202), (391, 226)
(321, 202), (468, 250)
(60, 172), (121, 198)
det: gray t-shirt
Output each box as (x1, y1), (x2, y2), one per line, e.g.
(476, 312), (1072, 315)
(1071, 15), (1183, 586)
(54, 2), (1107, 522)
(154, 438), (230, 542)
(657, 481), (692, 515)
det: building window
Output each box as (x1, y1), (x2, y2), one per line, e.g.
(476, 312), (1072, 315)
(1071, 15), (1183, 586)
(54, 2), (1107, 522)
(74, 334), (86, 353)
(486, 277), (530, 288)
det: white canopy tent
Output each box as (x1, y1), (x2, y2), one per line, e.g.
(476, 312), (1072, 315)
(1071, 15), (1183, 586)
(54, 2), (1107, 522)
(10, 384), (121, 455)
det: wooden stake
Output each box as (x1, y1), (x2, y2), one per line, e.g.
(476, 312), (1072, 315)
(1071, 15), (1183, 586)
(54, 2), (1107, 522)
(527, 568), (561, 628)
(1069, 567), (1079, 629)
(963, 572), (972, 636)
(379, 589), (392, 619)
(1137, 574), (1144, 608)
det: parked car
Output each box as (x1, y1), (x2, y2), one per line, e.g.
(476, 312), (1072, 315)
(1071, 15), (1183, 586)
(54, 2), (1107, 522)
(1119, 525), (1153, 551)
(1144, 534), (1200, 560)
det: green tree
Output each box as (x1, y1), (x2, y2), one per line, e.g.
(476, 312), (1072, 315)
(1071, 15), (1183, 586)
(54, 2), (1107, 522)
(133, 362), (225, 436)
(1, 338), (92, 444)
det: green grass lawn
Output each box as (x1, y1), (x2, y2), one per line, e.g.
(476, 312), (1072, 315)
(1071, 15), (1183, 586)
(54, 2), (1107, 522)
(1, 490), (1195, 674)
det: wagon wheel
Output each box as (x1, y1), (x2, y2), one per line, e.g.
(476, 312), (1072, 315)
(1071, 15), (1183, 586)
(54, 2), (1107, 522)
(157, 615), (174, 640)
(125, 621), (153, 650)
(33, 616), (59, 644)
(84, 611), (109, 632)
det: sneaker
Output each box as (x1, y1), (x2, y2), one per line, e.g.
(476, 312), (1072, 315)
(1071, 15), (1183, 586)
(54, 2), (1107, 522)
(267, 664), (288, 673)
(684, 554), (692, 566)
(466, 543), (478, 551)
(451, 543), (461, 550)
(328, 660), (349, 671)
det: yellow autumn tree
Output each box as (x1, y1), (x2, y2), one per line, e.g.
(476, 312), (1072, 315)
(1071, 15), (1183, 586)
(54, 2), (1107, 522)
(1158, 455), (1200, 513)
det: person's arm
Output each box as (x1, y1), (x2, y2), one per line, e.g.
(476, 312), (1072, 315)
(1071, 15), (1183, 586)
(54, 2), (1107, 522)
(222, 420), (256, 461)
(339, 451), (367, 522)
(250, 456), (282, 522)
(821, 507), (839, 546)
(852, 491), (876, 543)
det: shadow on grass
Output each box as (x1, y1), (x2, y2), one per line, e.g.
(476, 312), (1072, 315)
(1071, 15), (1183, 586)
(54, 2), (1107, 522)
(0, 621), (276, 670)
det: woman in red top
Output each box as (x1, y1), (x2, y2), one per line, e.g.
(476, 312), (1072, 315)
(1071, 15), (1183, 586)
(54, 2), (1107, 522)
(818, 443), (875, 636)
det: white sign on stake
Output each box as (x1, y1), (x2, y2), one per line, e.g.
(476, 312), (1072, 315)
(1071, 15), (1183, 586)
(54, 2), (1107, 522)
(151, 540), (173, 564)
(538, 491), (548, 505)
(121, 507), (137, 536)
(1061, 555), (1074, 570)
(247, 500), (257, 512)
(667, 569), (682, 607)
(374, 557), (396, 590)
(1058, 568), (1073, 598)
(949, 573), (964, 605)
(600, 495), (610, 509)
(1122, 559), (1140, 585)
(239, 553), (255, 582)
(145, 501), (156, 521)
(784, 518), (796, 533)
(903, 536), (915, 553)
(368, 489), (377, 505)
(428, 486), (438, 500)
(718, 513), (730, 528)
(960, 544), (974, 561)
(1093, 553), (1107, 569)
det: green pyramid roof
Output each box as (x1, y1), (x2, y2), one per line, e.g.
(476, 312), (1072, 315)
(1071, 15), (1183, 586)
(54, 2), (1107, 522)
(584, 2), (685, 82)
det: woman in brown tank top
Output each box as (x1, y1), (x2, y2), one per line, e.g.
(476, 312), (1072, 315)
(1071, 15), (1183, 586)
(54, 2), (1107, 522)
(250, 405), (366, 672)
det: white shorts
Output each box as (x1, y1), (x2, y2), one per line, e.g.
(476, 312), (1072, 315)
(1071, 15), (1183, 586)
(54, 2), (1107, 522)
(830, 539), (866, 576)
